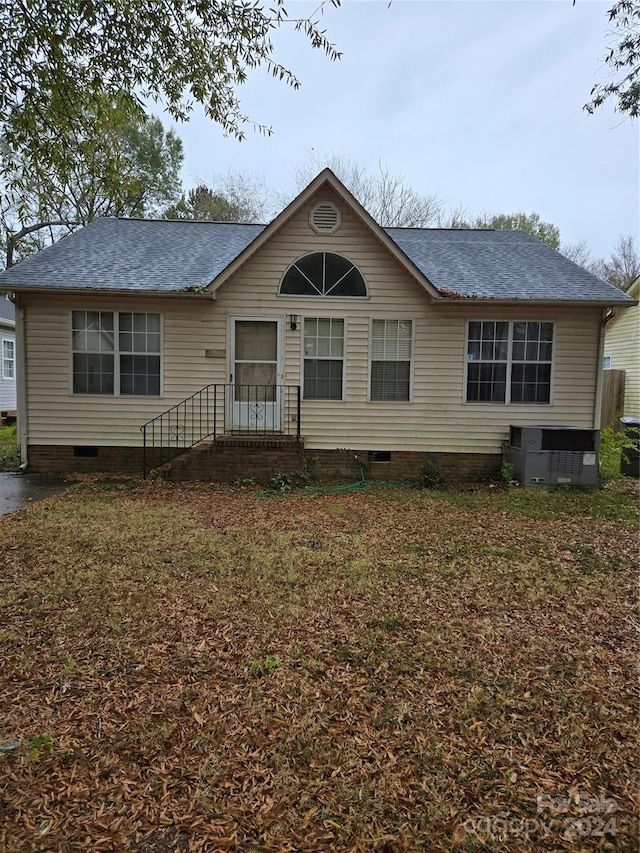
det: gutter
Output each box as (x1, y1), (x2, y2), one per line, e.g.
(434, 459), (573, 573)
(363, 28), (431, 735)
(11, 294), (28, 468)
(593, 309), (607, 431)
(0, 286), (216, 299)
(437, 297), (637, 307)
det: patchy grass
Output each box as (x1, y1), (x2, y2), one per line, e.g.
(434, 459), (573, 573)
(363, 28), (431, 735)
(0, 423), (19, 471)
(0, 480), (637, 852)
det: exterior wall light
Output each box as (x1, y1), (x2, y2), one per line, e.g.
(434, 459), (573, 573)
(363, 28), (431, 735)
(289, 314), (298, 331)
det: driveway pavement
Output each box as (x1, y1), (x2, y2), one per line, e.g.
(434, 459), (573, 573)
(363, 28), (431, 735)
(0, 473), (68, 517)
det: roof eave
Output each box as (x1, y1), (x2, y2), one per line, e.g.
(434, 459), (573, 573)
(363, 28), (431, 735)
(438, 296), (638, 307)
(0, 285), (216, 299)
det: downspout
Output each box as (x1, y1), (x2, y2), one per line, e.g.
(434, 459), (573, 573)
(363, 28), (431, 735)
(593, 309), (607, 431)
(11, 294), (28, 469)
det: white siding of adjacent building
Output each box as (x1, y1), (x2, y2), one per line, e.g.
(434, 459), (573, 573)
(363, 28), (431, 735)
(0, 326), (17, 411)
(604, 280), (639, 417)
(21, 188), (603, 451)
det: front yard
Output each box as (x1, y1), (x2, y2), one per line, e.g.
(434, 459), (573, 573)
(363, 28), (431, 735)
(0, 480), (638, 852)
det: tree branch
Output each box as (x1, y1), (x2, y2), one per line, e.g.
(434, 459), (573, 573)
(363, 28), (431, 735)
(6, 219), (78, 268)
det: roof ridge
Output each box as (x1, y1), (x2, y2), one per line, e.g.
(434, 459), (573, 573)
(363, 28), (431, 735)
(385, 226), (497, 233)
(114, 217), (267, 227)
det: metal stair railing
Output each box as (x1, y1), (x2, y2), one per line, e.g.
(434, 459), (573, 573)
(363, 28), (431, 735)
(140, 384), (301, 476)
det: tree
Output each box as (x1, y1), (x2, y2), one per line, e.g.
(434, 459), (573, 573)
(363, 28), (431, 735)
(1, 108), (183, 267)
(590, 234), (640, 289)
(0, 0), (342, 178)
(560, 239), (593, 267)
(292, 155), (444, 227)
(442, 209), (561, 250)
(166, 186), (249, 222)
(585, 0), (640, 118)
(476, 212), (561, 249)
(166, 171), (269, 222)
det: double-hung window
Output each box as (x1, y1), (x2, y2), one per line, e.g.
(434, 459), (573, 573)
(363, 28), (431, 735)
(72, 311), (161, 395)
(303, 318), (344, 400)
(466, 321), (553, 403)
(2, 339), (15, 380)
(370, 319), (413, 401)
(118, 313), (162, 395)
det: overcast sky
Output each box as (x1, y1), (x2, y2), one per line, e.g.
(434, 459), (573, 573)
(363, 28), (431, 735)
(174, 0), (638, 259)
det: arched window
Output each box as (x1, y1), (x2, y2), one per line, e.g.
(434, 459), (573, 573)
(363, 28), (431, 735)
(279, 252), (367, 297)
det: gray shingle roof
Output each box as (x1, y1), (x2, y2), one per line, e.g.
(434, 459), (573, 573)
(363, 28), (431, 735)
(0, 297), (15, 323)
(0, 218), (265, 292)
(385, 227), (631, 302)
(0, 216), (632, 304)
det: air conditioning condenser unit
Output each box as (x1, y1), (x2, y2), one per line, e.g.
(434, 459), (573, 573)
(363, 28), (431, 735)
(503, 425), (599, 489)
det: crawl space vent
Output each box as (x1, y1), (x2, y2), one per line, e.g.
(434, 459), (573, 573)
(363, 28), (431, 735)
(309, 202), (341, 235)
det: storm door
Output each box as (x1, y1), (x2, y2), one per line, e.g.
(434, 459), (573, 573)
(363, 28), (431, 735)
(230, 319), (282, 431)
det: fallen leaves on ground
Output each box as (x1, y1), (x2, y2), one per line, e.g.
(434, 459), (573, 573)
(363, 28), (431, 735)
(0, 480), (638, 852)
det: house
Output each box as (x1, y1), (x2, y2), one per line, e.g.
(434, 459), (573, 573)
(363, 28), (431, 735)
(0, 169), (634, 483)
(0, 297), (17, 421)
(604, 276), (640, 418)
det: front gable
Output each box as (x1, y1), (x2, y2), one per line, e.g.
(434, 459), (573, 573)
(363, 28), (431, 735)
(208, 171), (442, 302)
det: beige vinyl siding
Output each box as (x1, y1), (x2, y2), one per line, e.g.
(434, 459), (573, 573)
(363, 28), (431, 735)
(215, 191), (602, 453)
(604, 295), (639, 417)
(23, 187), (603, 451)
(23, 294), (224, 446)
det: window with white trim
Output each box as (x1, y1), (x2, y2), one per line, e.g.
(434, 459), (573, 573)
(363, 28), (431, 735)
(72, 310), (161, 395)
(303, 318), (344, 400)
(370, 319), (413, 401)
(603, 355), (612, 370)
(2, 339), (15, 380)
(466, 321), (553, 403)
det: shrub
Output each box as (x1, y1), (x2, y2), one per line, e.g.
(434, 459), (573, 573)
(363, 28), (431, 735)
(419, 453), (445, 489)
(599, 426), (626, 481)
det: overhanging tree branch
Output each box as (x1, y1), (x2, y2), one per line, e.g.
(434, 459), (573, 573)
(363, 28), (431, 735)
(5, 219), (77, 268)
(584, 0), (640, 117)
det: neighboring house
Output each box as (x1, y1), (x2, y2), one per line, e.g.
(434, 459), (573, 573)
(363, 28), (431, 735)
(0, 169), (634, 482)
(604, 276), (640, 417)
(0, 297), (17, 419)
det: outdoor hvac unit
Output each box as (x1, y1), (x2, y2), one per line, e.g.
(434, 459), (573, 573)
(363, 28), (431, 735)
(503, 425), (600, 488)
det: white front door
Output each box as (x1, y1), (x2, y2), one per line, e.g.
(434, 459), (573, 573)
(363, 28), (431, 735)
(230, 318), (282, 431)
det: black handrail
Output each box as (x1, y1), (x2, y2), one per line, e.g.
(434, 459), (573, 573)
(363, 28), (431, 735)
(140, 384), (300, 476)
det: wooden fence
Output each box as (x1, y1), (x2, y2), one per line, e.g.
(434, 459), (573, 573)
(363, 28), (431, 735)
(600, 370), (626, 429)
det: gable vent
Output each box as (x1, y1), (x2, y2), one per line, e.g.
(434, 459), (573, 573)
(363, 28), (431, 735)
(309, 201), (341, 235)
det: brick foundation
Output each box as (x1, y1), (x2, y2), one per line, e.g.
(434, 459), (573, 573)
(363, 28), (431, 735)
(27, 442), (501, 485)
(27, 445), (147, 475)
(310, 449), (500, 485)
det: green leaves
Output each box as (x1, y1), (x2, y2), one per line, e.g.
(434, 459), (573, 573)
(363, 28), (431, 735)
(26, 733), (55, 762)
(1, 105), (184, 266)
(451, 211), (562, 250)
(585, 0), (640, 118)
(0, 0), (341, 265)
(0, 0), (342, 158)
(165, 184), (257, 222)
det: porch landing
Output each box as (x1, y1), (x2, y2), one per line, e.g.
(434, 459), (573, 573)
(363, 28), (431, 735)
(214, 433), (304, 449)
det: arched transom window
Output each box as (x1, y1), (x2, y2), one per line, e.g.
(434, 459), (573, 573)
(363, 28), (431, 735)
(280, 252), (367, 297)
